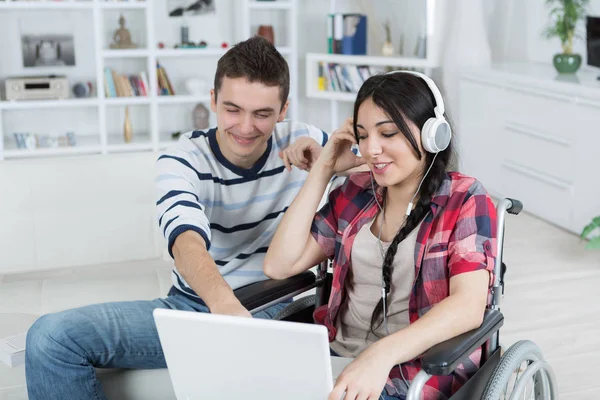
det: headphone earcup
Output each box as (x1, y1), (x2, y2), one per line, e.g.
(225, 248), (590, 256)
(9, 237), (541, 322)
(421, 117), (451, 153)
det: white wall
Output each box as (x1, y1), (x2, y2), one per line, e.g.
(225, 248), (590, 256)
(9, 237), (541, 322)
(485, 0), (600, 65)
(0, 153), (165, 274)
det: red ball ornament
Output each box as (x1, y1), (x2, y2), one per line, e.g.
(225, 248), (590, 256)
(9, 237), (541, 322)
(221, 42), (228, 49)
(158, 42), (165, 49)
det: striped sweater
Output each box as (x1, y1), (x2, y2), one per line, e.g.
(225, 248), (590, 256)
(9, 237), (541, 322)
(155, 120), (328, 300)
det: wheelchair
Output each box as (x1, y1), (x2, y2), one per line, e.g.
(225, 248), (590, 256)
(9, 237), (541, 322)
(234, 198), (558, 399)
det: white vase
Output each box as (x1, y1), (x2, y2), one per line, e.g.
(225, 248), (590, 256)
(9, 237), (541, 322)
(441, 0), (492, 116)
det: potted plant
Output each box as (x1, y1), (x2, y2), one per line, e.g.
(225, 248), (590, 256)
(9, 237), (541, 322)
(543, 0), (590, 74)
(581, 216), (600, 249)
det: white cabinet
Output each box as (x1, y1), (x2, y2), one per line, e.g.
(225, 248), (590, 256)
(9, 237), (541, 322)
(458, 63), (600, 234)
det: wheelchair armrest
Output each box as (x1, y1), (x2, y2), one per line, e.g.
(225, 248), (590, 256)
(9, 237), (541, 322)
(234, 271), (317, 312)
(421, 309), (504, 376)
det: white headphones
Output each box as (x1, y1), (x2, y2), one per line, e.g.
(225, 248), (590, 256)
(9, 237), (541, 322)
(385, 70), (452, 154)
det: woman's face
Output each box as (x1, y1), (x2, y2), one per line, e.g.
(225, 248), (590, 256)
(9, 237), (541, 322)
(356, 97), (425, 188)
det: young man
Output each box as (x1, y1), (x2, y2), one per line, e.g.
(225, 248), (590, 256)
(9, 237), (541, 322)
(24, 36), (329, 400)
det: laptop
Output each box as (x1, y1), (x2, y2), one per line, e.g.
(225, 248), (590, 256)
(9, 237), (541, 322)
(153, 308), (352, 400)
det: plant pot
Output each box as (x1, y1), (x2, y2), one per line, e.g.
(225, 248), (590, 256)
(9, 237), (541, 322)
(553, 53), (582, 74)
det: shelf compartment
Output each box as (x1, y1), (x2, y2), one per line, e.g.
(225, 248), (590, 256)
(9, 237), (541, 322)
(99, 1), (148, 10)
(104, 97), (151, 106)
(103, 49), (149, 58)
(156, 48), (227, 58)
(248, 1), (292, 10)
(307, 53), (437, 69)
(0, 98), (99, 110)
(0, 1), (94, 10)
(156, 95), (210, 105)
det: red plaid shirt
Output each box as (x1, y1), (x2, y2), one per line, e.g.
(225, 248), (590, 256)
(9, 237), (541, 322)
(310, 171), (497, 399)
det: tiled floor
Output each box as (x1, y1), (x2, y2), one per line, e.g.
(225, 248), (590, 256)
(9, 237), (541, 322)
(1, 210), (599, 399)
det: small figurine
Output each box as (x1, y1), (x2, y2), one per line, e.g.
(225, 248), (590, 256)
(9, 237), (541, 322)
(158, 42), (165, 49)
(193, 103), (210, 130)
(110, 14), (137, 49)
(381, 21), (394, 56)
(123, 106), (133, 143)
(257, 25), (275, 45)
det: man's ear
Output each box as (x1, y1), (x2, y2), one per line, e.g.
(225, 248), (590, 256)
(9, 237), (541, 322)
(277, 100), (290, 122)
(210, 89), (217, 113)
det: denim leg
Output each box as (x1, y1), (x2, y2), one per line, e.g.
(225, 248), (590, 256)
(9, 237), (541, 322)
(25, 295), (206, 400)
(25, 292), (289, 400)
(252, 300), (290, 319)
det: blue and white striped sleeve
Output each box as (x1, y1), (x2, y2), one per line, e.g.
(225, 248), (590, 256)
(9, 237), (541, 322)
(155, 148), (211, 258)
(305, 123), (329, 147)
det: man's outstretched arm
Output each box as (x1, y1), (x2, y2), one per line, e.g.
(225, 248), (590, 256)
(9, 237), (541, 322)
(172, 230), (250, 317)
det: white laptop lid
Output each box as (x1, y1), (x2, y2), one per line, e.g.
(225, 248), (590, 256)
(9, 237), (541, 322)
(153, 309), (335, 400)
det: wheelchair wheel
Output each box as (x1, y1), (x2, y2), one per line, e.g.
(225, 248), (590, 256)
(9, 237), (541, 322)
(482, 340), (557, 400)
(274, 294), (315, 322)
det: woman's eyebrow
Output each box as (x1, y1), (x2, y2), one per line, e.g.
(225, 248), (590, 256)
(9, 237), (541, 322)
(375, 120), (395, 127)
(356, 120), (395, 129)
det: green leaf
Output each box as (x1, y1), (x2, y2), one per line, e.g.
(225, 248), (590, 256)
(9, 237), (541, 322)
(581, 216), (600, 239)
(581, 224), (596, 239)
(585, 237), (600, 250)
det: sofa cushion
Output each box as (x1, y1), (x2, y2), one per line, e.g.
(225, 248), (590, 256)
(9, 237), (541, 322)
(98, 369), (175, 400)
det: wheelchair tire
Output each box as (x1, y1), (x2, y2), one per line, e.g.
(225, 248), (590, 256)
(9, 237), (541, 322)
(482, 340), (556, 400)
(274, 295), (316, 321)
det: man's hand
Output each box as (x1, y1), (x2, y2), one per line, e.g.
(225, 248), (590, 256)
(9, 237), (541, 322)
(209, 296), (252, 318)
(279, 137), (322, 172)
(173, 231), (252, 319)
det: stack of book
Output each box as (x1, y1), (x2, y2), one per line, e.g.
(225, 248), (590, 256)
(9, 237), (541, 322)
(0, 332), (26, 368)
(327, 13), (367, 55)
(318, 63), (386, 93)
(156, 62), (175, 96)
(104, 67), (149, 98)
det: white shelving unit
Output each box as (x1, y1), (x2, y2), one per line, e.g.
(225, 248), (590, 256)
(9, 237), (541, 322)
(240, 0), (298, 121)
(305, 0), (442, 132)
(0, 0), (299, 161)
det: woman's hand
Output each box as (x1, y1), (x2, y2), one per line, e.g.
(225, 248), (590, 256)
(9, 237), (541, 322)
(318, 118), (365, 175)
(279, 137), (321, 172)
(329, 341), (395, 400)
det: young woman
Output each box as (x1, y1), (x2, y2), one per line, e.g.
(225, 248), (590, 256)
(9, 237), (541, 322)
(264, 71), (497, 400)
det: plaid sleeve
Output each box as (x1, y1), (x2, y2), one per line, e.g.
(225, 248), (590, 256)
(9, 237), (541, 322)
(447, 181), (497, 283)
(310, 184), (342, 259)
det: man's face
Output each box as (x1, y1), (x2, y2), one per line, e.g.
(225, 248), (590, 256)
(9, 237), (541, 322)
(211, 77), (288, 169)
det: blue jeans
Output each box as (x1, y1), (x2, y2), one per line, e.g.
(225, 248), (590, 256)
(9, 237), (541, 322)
(25, 290), (288, 400)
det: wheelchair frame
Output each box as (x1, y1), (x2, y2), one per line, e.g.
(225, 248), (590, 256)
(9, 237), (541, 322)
(234, 198), (558, 399)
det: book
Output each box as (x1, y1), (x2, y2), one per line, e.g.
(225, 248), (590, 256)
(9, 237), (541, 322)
(327, 14), (334, 54)
(0, 332), (27, 368)
(342, 14), (367, 55)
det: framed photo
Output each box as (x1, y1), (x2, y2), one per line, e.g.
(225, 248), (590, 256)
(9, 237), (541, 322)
(21, 34), (76, 68)
(167, 0), (215, 18)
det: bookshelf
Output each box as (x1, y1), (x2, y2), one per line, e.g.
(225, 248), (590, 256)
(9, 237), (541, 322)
(240, 0), (298, 120)
(305, 0), (442, 132)
(0, 0), (299, 161)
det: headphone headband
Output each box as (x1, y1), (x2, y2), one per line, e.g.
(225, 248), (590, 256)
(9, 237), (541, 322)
(386, 70), (445, 118)
(384, 70), (451, 153)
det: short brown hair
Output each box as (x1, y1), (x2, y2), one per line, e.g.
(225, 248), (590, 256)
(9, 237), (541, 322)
(214, 36), (290, 109)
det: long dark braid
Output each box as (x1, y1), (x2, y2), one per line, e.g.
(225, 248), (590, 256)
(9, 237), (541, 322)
(370, 163), (446, 335)
(351, 73), (454, 336)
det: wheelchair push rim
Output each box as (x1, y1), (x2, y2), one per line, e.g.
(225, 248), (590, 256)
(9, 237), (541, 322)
(482, 340), (557, 400)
